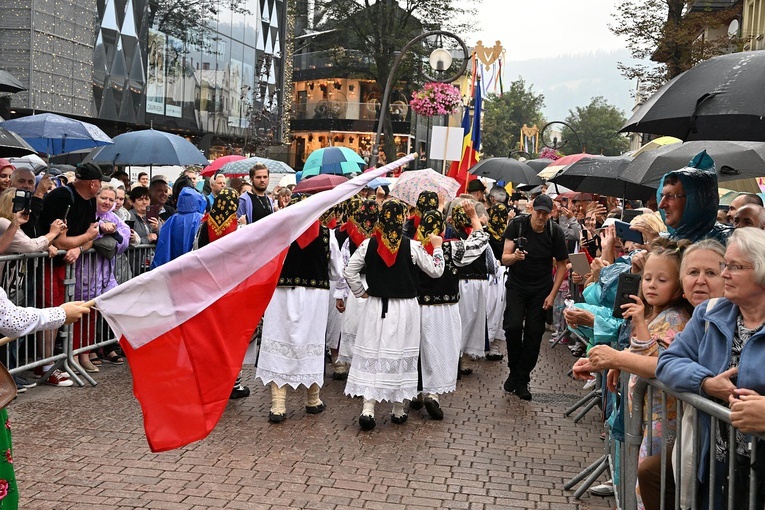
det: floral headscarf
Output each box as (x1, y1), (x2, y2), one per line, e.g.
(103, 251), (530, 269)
(374, 199), (406, 267)
(451, 203), (471, 237)
(417, 210), (443, 254)
(207, 188), (239, 241)
(347, 199), (380, 248)
(487, 203), (510, 242)
(416, 190), (439, 216)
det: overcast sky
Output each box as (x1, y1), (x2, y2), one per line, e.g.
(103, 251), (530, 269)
(461, 0), (628, 61)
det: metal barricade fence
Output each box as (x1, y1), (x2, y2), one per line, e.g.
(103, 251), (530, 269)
(612, 375), (765, 510)
(1, 244), (155, 387)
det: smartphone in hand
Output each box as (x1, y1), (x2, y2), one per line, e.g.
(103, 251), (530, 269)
(612, 272), (641, 319)
(614, 219), (644, 245)
(145, 204), (161, 220)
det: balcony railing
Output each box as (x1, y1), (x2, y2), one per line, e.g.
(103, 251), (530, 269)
(291, 100), (411, 122)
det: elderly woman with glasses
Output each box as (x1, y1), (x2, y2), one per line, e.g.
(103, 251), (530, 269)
(657, 228), (765, 509)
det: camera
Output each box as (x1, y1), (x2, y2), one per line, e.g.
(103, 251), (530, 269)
(514, 236), (527, 251)
(12, 190), (32, 213)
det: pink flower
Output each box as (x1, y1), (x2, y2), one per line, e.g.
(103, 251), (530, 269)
(0, 480), (8, 500)
(4, 449), (11, 464)
(410, 82), (462, 117)
(3, 419), (8, 430)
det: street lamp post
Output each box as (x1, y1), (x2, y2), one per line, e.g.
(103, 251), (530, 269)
(540, 121), (582, 153)
(370, 30), (468, 167)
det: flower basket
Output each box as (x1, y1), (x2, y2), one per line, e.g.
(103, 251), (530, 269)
(410, 82), (462, 118)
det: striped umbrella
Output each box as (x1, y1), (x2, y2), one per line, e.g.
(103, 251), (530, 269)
(301, 147), (366, 178)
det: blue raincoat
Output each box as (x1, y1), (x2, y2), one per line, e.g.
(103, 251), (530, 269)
(150, 187), (207, 268)
(657, 151), (729, 243)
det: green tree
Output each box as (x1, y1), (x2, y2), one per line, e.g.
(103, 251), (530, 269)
(480, 78), (545, 159)
(312, 0), (477, 163)
(610, 0), (740, 91)
(561, 97), (630, 156)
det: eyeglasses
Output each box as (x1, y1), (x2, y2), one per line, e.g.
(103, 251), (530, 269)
(720, 262), (754, 273)
(659, 193), (686, 202)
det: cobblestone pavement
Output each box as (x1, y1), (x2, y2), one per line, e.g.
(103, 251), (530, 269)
(9, 335), (615, 509)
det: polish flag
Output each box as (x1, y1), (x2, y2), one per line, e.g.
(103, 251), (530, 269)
(95, 155), (414, 452)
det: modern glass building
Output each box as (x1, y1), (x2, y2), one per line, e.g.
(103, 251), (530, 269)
(0, 0), (287, 157)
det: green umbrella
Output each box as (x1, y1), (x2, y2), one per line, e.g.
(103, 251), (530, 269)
(302, 147), (366, 178)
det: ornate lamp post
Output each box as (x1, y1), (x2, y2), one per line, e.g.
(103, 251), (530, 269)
(540, 121), (582, 153)
(370, 30), (469, 167)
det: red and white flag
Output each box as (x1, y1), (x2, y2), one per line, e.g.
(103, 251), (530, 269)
(96, 155), (414, 452)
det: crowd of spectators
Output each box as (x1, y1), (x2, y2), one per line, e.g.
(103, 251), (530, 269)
(1, 149), (765, 508)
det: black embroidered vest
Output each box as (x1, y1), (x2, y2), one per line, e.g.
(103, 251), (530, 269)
(417, 242), (460, 305)
(278, 226), (331, 289)
(365, 237), (418, 299)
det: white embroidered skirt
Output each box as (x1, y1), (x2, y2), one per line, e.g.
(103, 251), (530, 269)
(420, 303), (461, 395)
(459, 279), (488, 358)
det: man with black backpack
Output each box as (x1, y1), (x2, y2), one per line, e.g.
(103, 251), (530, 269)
(501, 194), (569, 400)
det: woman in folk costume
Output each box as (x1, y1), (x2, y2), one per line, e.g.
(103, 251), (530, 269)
(195, 188), (251, 399)
(255, 193), (342, 423)
(451, 202), (496, 369)
(403, 190), (440, 239)
(413, 201), (489, 419)
(333, 198), (380, 379)
(320, 204), (343, 374)
(485, 203), (511, 361)
(343, 200), (444, 430)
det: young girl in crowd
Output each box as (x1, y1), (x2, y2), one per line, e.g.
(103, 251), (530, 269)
(573, 239), (691, 509)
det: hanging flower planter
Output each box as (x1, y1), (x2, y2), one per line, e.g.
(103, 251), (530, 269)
(409, 82), (462, 117)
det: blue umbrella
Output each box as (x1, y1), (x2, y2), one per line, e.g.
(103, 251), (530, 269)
(85, 129), (209, 166)
(302, 147), (366, 177)
(0, 113), (112, 155)
(367, 177), (392, 189)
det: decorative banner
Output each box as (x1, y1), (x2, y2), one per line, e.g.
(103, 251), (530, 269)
(146, 29), (166, 115)
(474, 40), (506, 97)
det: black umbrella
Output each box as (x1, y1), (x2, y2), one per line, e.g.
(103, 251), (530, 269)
(549, 156), (657, 200)
(523, 158), (554, 172)
(621, 51), (765, 141)
(468, 157), (543, 185)
(623, 140), (765, 187)
(0, 70), (25, 94)
(0, 127), (37, 157)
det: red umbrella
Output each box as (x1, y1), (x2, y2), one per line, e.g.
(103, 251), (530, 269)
(292, 174), (348, 194)
(201, 155), (246, 177)
(538, 153), (597, 179)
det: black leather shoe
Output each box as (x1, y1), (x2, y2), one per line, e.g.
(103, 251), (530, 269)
(269, 412), (286, 423)
(332, 371), (348, 381)
(486, 353), (504, 361)
(305, 402), (326, 414)
(230, 385), (250, 399)
(409, 396), (424, 410)
(459, 367), (473, 376)
(424, 397), (444, 420)
(390, 413), (408, 424)
(503, 376), (516, 393)
(359, 414), (376, 430)
(515, 384), (532, 401)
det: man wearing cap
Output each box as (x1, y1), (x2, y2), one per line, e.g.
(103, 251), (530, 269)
(500, 194), (569, 400)
(35, 163), (106, 386)
(149, 175), (176, 221)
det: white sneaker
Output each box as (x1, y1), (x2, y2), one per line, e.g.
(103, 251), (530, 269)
(583, 379), (596, 390)
(589, 480), (614, 496)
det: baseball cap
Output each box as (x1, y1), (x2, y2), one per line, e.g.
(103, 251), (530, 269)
(533, 194), (553, 213)
(150, 175), (168, 184)
(75, 162), (110, 182)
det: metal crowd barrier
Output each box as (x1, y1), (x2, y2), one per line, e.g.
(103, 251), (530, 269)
(1, 244), (155, 388)
(607, 375), (765, 510)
